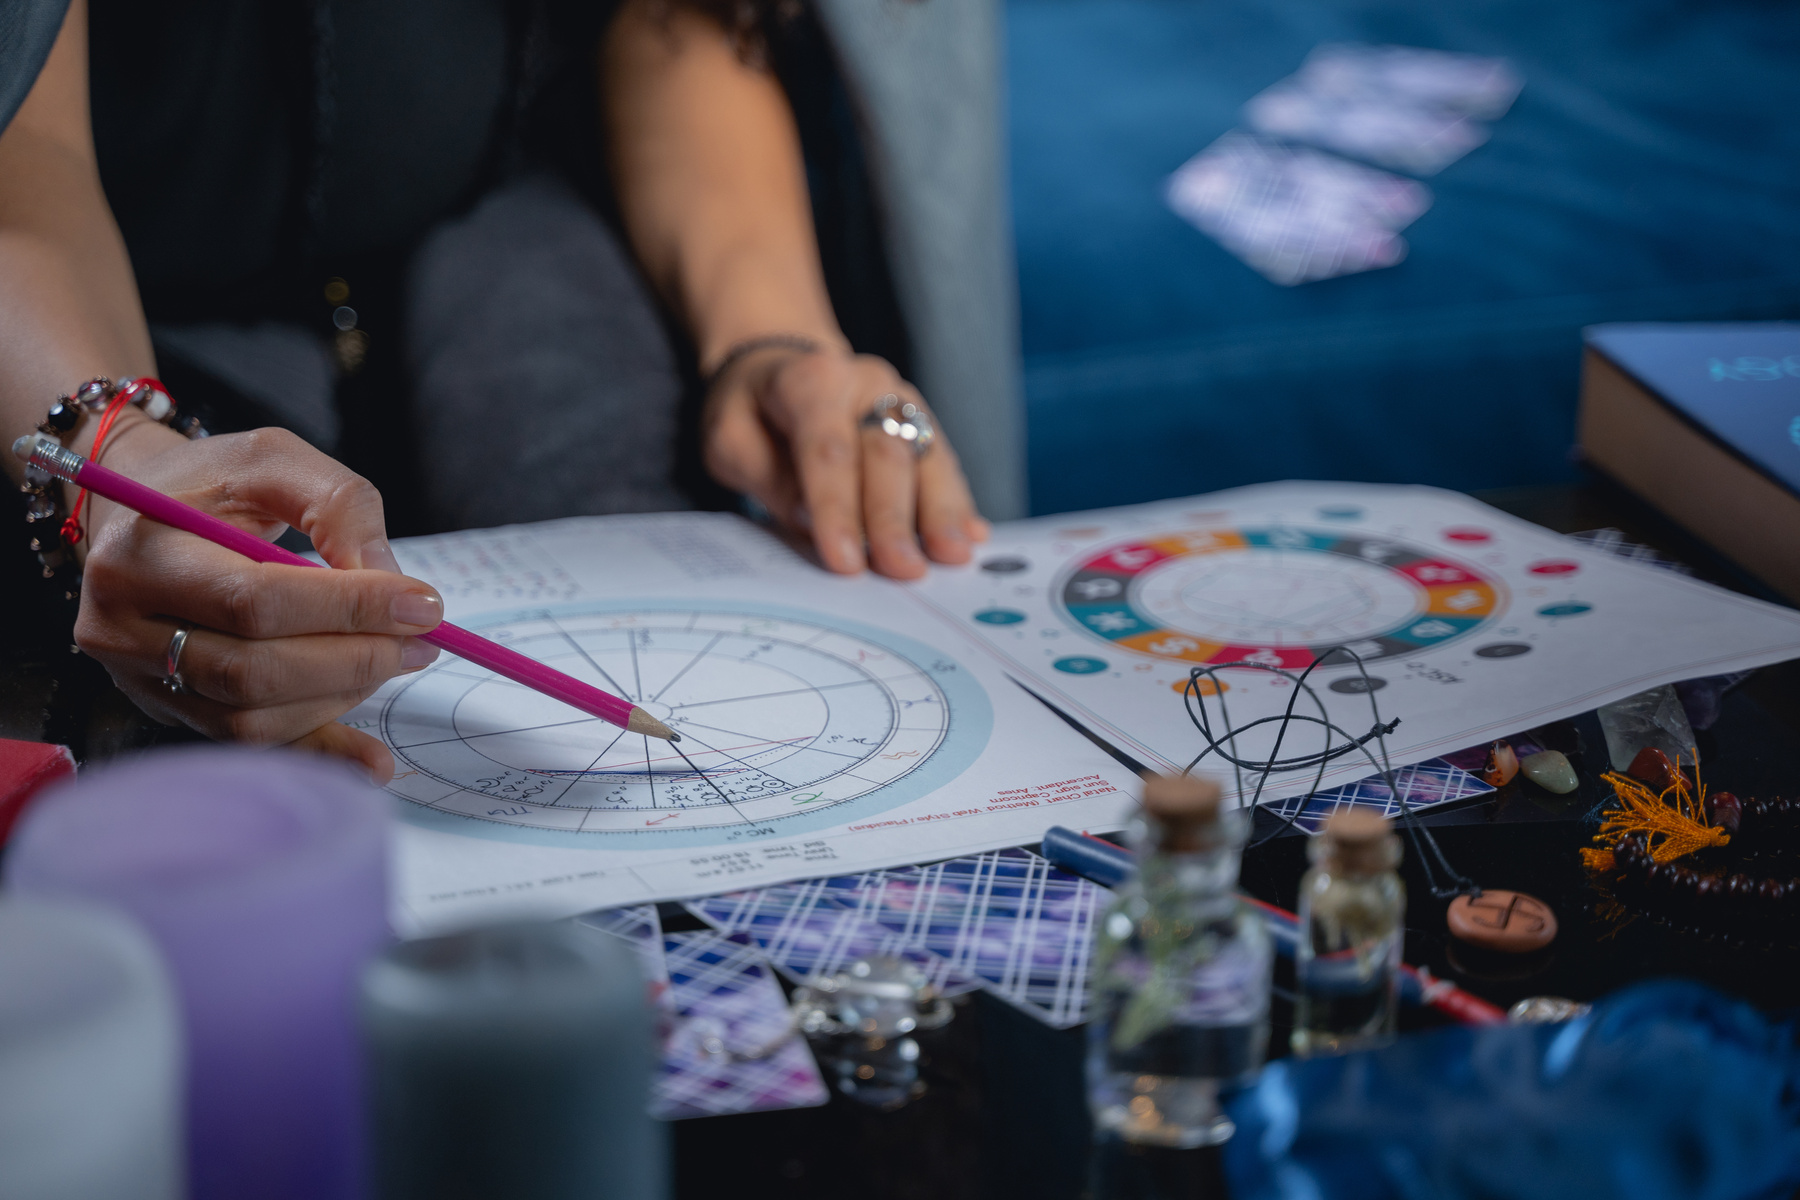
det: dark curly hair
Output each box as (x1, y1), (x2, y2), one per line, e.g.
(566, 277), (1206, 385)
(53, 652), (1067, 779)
(659, 0), (803, 63)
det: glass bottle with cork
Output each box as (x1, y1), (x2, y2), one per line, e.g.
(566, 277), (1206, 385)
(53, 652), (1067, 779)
(1292, 808), (1405, 1057)
(1087, 775), (1272, 1148)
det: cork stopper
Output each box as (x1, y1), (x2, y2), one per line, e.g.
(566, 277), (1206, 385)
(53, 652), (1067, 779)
(1315, 808), (1400, 875)
(1141, 775), (1223, 852)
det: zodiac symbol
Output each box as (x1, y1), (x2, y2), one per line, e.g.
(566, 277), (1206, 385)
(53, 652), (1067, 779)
(1148, 636), (1200, 655)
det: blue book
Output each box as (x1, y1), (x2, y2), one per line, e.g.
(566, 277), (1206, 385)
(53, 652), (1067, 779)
(1580, 322), (1800, 601)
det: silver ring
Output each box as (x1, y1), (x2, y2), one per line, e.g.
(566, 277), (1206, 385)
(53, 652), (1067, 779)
(164, 624), (192, 695)
(858, 394), (935, 457)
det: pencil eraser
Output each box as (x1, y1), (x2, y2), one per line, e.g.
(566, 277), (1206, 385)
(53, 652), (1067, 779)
(0, 738), (76, 846)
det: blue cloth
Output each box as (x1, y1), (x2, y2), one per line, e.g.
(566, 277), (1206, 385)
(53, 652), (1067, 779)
(1223, 981), (1800, 1200)
(1008, 0), (1800, 514)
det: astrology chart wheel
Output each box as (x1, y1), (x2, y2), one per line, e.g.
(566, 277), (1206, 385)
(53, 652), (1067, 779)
(1057, 527), (1505, 669)
(358, 603), (992, 849)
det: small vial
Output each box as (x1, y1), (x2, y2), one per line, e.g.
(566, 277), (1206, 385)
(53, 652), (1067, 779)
(1291, 809), (1405, 1057)
(1087, 776), (1272, 1148)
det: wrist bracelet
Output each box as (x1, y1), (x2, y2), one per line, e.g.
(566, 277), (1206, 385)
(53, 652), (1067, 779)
(19, 375), (204, 579)
(701, 334), (824, 392)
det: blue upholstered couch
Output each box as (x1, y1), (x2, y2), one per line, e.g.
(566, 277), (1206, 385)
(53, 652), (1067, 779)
(1008, 0), (1800, 514)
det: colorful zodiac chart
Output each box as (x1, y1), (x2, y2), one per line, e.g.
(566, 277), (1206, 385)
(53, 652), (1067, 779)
(1057, 527), (1504, 669)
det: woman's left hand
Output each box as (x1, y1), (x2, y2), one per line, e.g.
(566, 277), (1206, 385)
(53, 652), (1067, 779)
(702, 347), (988, 579)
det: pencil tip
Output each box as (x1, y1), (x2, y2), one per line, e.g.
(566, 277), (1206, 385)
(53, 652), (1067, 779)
(626, 707), (679, 742)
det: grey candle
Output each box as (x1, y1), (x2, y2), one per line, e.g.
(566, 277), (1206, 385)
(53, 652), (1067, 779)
(0, 899), (184, 1200)
(360, 920), (666, 1200)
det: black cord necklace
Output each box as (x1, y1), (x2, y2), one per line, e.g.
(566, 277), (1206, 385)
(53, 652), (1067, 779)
(1179, 645), (1480, 901)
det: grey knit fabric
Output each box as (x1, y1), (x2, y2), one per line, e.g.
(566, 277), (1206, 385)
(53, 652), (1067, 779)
(0, 0), (67, 137)
(812, 0), (1027, 520)
(403, 173), (689, 528)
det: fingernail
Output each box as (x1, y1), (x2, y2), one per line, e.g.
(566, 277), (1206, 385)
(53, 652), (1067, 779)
(835, 533), (865, 572)
(400, 638), (439, 670)
(361, 538), (401, 573)
(392, 591), (443, 628)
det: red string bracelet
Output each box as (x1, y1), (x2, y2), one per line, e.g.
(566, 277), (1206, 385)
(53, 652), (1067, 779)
(60, 377), (169, 547)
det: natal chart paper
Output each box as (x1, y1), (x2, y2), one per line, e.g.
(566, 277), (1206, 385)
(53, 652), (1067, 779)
(343, 513), (1140, 934)
(910, 482), (1800, 802)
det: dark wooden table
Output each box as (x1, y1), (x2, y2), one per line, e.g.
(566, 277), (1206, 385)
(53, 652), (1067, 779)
(7, 475), (1798, 1200)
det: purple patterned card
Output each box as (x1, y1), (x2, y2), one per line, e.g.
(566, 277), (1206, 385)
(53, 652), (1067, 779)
(582, 906), (828, 1119)
(654, 930), (828, 1120)
(1258, 756), (1492, 833)
(688, 880), (980, 998)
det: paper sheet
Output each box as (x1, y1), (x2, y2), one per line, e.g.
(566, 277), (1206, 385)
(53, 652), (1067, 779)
(346, 513), (1139, 934)
(907, 482), (1800, 803)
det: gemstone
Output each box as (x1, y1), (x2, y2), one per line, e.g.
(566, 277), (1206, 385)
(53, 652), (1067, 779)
(1481, 741), (1519, 786)
(142, 392), (172, 420)
(1446, 890), (1557, 952)
(1725, 874), (1753, 901)
(1709, 791), (1742, 833)
(1757, 878), (1786, 904)
(75, 379), (109, 406)
(44, 401), (79, 432)
(26, 493), (56, 520)
(1507, 996), (1590, 1023)
(1519, 750), (1578, 794)
(1597, 684), (1698, 772)
(1694, 876), (1721, 903)
(1627, 747), (1678, 791)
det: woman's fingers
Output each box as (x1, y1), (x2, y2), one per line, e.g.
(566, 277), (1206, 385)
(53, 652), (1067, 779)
(915, 438), (983, 565)
(289, 722), (396, 785)
(707, 350), (989, 576)
(758, 355), (866, 574)
(112, 620), (437, 708)
(82, 526), (443, 642)
(111, 670), (389, 747)
(702, 386), (803, 525)
(153, 428), (401, 572)
(860, 402), (928, 579)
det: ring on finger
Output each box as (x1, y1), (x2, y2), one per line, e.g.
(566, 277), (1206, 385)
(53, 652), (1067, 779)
(858, 393), (935, 457)
(164, 624), (193, 695)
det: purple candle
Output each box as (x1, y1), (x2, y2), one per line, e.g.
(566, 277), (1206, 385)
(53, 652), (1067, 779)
(5, 747), (389, 1200)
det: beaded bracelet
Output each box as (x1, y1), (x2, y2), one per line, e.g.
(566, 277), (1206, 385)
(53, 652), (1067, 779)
(20, 376), (203, 578)
(1607, 817), (1800, 944)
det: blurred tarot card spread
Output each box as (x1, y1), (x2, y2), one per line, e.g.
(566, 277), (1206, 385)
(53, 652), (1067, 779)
(1166, 133), (1430, 285)
(582, 907), (830, 1118)
(1246, 43), (1522, 175)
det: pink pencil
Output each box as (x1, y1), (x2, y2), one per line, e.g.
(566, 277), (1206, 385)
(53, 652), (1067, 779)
(15, 433), (678, 742)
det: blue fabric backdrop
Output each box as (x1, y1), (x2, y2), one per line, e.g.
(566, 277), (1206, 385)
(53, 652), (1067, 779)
(1008, 0), (1800, 514)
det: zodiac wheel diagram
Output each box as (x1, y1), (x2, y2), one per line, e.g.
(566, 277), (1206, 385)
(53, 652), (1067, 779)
(367, 606), (981, 844)
(1056, 527), (1504, 669)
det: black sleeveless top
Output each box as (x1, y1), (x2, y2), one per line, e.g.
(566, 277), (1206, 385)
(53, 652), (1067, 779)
(4, 0), (607, 322)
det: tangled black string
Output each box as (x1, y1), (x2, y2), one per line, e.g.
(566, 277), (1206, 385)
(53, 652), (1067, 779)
(1180, 645), (1478, 900)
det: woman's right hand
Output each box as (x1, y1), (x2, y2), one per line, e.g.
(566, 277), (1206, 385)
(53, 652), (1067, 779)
(72, 417), (444, 782)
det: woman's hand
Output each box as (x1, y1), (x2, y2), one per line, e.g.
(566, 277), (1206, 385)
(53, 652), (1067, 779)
(702, 348), (989, 579)
(73, 417), (444, 782)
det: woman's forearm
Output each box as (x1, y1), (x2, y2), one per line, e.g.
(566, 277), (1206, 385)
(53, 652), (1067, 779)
(600, 0), (847, 372)
(0, 0), (159, 488)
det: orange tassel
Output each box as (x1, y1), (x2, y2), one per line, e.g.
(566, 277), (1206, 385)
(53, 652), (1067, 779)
(1586, 750), (1728, 868)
